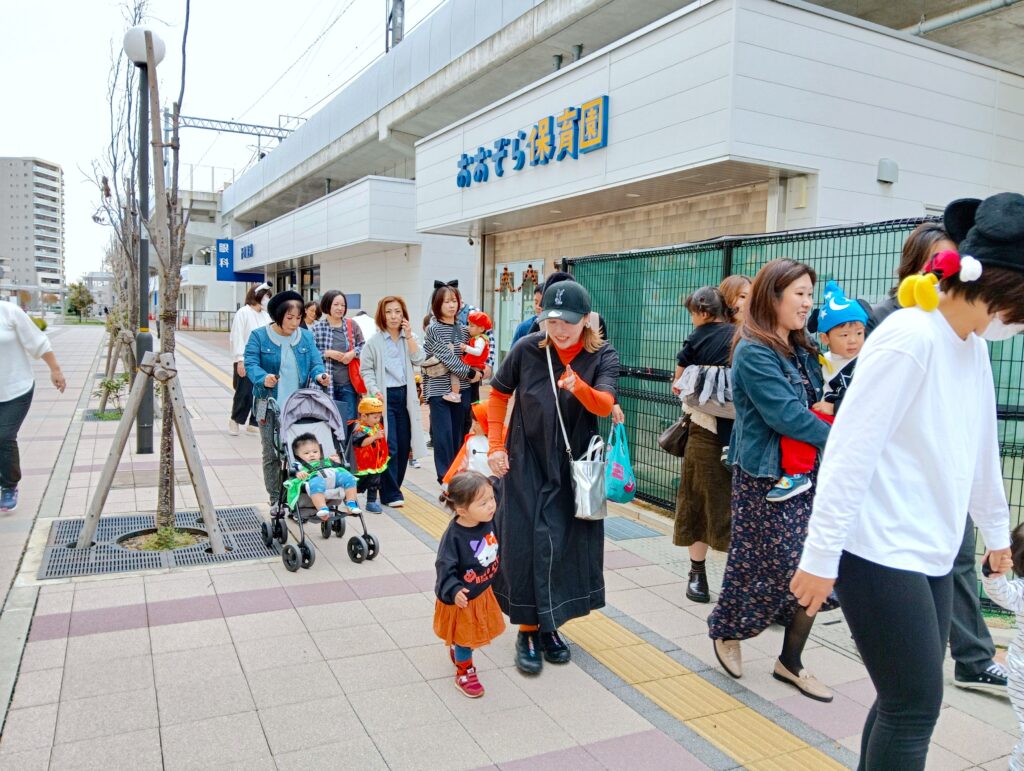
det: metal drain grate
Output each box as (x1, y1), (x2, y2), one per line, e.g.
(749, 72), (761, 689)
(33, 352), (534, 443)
(39, 506), (276, 580)
(603, 516), (662, 541)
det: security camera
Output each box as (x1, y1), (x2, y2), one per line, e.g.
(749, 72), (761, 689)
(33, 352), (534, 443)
(468, 237), (475, 246)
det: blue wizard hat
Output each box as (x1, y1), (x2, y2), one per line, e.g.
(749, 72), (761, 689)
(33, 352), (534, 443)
(815, 280), (868, 334)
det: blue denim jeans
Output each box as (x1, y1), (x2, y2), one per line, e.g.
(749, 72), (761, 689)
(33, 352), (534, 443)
(381, 386), (411, 504)
(333, 382), (359, 427)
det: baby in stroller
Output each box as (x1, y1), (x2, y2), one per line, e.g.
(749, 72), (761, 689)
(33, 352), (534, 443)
(286, 433), (361, 520)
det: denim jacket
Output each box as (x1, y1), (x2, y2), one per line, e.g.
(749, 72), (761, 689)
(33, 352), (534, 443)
(727, 337), (830, 478)
(244, 326), (327, 401)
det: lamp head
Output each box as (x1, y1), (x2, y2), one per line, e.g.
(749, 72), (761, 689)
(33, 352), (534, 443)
(123, 26), (166, 66)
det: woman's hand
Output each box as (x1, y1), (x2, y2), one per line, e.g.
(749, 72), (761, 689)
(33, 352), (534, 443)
(400, 319), (412, 335)
(611, 404), (625, 425)
(789, 569), (835, 617)
(264, 374), (279, 388)
(454, 588), (470, 609)
(811, 401), (835, 416)
(985, 548), (1014, 575)
(50, 367), (66, 393)
(316, 373), (330, 387)
(558, 365), (577, 392)
(236, 362), (247, 378)
(341, 350), (357, 365)
(488, 450), (509, 477)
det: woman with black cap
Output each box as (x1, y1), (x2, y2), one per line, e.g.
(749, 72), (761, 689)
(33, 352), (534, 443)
(487, 281), (619, 675)
(792, 193), (1024, 769)
(244, 290), (329, 507)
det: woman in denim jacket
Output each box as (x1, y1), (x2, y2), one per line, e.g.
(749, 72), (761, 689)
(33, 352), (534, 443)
(245, 291), (329, 506)
(708, 259), (836, 703)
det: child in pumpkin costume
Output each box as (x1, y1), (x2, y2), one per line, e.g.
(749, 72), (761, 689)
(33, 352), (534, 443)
(348, 396), (390, 513)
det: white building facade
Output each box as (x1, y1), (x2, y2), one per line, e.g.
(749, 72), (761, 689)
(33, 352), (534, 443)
(0, 157), (65, 305)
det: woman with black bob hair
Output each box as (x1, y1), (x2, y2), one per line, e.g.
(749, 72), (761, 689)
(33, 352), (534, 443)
(244, 290), (329, 507)
(793, 193), (1024, 769)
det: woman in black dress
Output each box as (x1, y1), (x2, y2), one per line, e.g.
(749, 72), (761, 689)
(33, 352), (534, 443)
(487, 281), (619, 675)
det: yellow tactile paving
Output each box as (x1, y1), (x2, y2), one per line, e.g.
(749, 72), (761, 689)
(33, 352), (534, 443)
(746, 747), (849, 771)
(636, 674), (740, 720)
(591, 643), (687, 684)
(176, 340), (233, 388)
(397, 488), (843, 769)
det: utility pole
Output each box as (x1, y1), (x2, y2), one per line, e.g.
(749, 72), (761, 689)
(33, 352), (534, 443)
(136, 57), (155, 454)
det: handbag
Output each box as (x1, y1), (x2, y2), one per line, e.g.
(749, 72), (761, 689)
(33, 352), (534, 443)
(657, 414), (690, 457)
(546, 347), (608, 521)
(605, 422), (637, 504)
(420, 356), (447, 378)
(345, 319), (368, 395)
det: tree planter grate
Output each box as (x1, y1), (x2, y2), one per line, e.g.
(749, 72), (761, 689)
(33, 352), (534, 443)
(39, 506), (277, 580)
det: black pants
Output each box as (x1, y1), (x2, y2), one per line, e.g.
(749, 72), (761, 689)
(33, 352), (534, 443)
(462, 381), (481, 436)
(949, 516), (996, 677)
(356, 473), (380, 503)
(836, 551), (952, 771)
(231, 367), (256, 426)
(429, 391), (469, 484)
(0, 386), (34, 489)
(381, 386), (411, 504)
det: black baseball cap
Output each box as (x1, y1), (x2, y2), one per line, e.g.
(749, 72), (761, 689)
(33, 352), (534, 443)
(537, 281), (591, 324)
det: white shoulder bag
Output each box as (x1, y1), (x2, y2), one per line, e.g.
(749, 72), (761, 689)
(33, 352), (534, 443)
(546, 346), (607, 521)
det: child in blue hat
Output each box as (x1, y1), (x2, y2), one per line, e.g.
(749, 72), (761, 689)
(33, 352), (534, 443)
(767, 280), (867, 502)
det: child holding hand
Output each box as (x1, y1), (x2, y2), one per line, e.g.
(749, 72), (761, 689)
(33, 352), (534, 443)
(285, 434), (361, 520)
(980, 527), (1024, 770)
(433, 471), (505, 698)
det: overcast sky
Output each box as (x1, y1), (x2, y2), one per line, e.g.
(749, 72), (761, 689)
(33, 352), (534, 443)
(1, 0), (444, 281)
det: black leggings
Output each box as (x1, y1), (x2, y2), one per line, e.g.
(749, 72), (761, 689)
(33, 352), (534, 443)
(835, 551), (952, 771)
(0, 386), (33, 489)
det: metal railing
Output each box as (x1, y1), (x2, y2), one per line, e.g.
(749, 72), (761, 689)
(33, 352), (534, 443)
(175, 310), (233, 332)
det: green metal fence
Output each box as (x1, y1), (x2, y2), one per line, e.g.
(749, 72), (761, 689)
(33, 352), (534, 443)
(566, 219), (1024, 551)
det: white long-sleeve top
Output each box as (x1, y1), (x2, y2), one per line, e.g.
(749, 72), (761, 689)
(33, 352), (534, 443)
(0, 302), (53, 402)
(229, 305), (270, 363)
(799, 307), (1010, 579)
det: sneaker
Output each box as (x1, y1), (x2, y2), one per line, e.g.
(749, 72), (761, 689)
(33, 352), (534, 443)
(409, 458), (421, 469)
(954, 662), (1009, 694)
(228, 420), (239, 436)
(317, 507), (331, 521)
(442, 393), (462, 404)
(344, 502), (362, 515)
(766, 474), (812, 502)
(0, 488), (17, 513)
(454, 666), (485, 698)
(385, 498), (405, 508)
(246, 424), (258, 434)
(364, 501), (382, 514)
(772, 659), (833, 702)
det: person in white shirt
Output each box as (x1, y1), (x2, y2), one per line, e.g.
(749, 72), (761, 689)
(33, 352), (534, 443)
(792, 192), (1024, 771)
(228, 283), (271, 435)
(0, 302), (66, 512)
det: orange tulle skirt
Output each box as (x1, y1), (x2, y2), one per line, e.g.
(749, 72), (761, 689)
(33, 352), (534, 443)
(433, 586), (506, 649)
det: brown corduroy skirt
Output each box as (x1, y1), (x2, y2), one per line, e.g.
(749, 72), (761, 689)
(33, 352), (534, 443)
(672, 422), (732, 552)
(433, 586), (506, 649)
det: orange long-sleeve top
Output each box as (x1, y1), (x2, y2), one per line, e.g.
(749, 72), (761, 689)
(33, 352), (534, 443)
(487, 339), (614, 454)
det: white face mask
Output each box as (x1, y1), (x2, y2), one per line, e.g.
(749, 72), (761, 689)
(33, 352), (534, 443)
(260, 297), (269, 310)
(981, 316), (1024, 342)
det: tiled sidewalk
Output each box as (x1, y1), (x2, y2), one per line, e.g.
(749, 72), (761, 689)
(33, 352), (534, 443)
(0, 329), (1017, 769)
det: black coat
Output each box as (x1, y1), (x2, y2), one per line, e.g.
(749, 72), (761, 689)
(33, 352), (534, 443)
(490, 333), (619, 630)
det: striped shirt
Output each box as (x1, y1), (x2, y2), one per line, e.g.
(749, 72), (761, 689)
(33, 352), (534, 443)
(422, 320), (472, 401)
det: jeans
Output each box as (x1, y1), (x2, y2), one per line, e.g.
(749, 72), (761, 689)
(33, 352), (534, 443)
(333, 382), (359, 427)
(257, 402), (282, 505)
(949, 516), (996, 677)
(381, 386), (411, 504)
(429, 391), (470, 484)
(231, 366), (256, 426)
(0, 386), (34, 489)
(836, 551), (952, 771)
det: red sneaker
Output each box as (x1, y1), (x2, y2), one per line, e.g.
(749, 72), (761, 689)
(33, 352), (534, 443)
(455, 667), (484, 698)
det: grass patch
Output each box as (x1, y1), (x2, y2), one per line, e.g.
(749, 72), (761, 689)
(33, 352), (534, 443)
(120, 526), (208, 551)
(93, 410), (123, 421)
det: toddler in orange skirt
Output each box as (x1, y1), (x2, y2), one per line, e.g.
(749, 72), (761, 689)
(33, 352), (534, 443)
(433, 471), (505, 697)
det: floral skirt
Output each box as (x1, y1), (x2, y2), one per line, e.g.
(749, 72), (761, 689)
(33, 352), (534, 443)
(672, 423), (732, 552)
(708, 467), (838, 641)
(433, 586), (506, 649)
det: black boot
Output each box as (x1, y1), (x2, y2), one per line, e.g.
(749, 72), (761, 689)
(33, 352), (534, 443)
(515, 630), (543, 675)
(540, 630), (571, 664)
(686, 570), (710, 603)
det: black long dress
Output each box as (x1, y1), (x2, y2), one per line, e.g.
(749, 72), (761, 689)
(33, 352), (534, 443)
(490, 332), (619, 631)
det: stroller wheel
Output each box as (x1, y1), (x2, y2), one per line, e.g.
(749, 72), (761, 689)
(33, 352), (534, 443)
(260, 522), (273, 549)
(320, 519), (332, 540)
(299, 542), (316, 570)
(273, 518), (288, 545)
(332, 517), (346, 538)
(347, 535), (368, 564)
(281, 544), (301, 572)
(364, 533), (379, 561)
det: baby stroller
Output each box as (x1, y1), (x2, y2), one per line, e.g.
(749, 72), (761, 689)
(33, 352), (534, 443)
(261, 389), (380, 571)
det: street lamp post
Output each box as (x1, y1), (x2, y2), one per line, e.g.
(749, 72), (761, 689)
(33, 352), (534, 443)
(123, 26), (165, 455)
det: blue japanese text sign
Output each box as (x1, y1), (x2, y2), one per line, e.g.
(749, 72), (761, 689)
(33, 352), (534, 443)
(215, 239), (264, 283)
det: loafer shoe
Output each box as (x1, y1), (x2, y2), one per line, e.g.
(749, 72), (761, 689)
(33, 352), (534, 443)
(686, 570), (710, 603)
(772, 659), (833, 702)
(714, 639), (742, 679)
(515, 631), (543, 675)
(540, 631), (571, 664)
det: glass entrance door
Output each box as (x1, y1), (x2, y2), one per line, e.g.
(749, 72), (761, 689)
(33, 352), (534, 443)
(493, 261), (543, 364)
